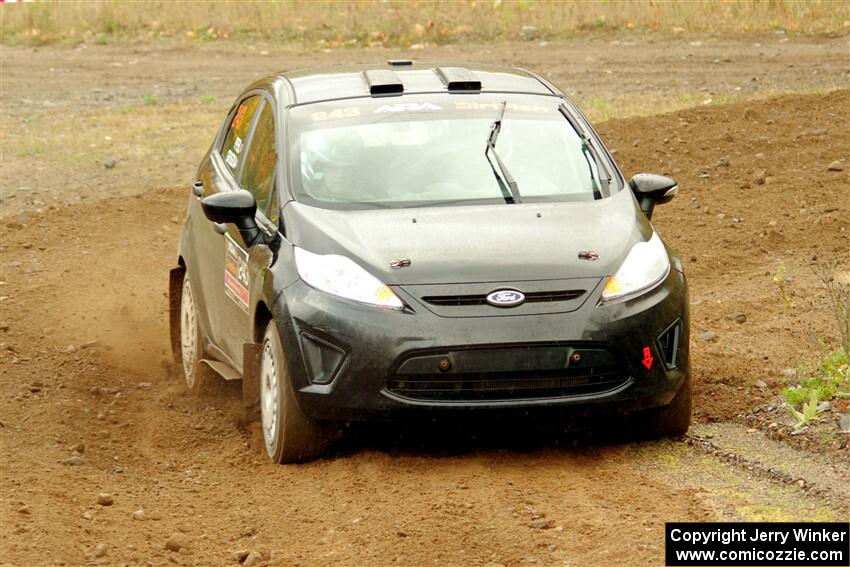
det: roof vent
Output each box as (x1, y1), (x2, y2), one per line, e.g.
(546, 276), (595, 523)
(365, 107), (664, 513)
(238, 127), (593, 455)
(387, 59), (414, 66)
(364, 69), (404, 96)
(435, 67), (481, 91)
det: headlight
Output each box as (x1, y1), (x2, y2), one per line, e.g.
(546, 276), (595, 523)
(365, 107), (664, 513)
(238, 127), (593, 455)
(294, 247), (404, 309)
(601, 232), (670, 302)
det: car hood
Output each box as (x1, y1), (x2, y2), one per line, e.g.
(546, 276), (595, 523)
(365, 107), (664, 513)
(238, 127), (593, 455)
(283, 188), (650, 285)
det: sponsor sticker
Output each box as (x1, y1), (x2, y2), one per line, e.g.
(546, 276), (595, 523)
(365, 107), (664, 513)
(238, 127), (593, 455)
(454, 101), (548, 113)
(225, 149), (238, 169)
(374, 102), (442, 114)
(224, 235), (249, 311)
(231, 103), (248, 129)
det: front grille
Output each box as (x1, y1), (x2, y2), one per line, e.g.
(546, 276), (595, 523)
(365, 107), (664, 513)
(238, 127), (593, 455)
(422, 289), (585, 307)
(386, 366), (628, 402)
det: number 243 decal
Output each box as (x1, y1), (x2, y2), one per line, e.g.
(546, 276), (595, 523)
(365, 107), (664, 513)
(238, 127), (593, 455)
(311, 107), (361, 121)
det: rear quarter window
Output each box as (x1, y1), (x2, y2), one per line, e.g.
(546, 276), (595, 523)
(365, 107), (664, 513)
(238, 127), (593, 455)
(220, 96), (261, 173)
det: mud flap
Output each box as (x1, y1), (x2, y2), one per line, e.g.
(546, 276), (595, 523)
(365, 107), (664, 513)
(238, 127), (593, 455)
(168, 267), (185, 364)
(242, 342), (262, 421)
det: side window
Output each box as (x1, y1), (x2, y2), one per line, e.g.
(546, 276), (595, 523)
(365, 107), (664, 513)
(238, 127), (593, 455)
(240, 101), (277, 220)
(220, 96), (261, 173)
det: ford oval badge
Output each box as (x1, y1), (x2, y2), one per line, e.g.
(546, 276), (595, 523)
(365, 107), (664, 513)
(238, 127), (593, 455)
(486, 289), (525, 308)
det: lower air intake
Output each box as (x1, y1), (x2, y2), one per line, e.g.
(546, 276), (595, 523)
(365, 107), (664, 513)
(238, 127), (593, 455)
(656, 319), (682, 369)
(386, 366), (628, 402)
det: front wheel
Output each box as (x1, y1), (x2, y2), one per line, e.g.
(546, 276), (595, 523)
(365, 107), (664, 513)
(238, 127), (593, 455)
(260, 321), (334, 463)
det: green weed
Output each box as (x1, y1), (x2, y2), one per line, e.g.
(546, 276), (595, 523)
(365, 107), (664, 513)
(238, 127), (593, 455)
(786, 390), (822, 430)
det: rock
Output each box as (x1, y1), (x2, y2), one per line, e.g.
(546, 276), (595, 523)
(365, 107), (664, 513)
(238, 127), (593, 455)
(781, 368), (797, 378)
(817, 401), (831, 413)
(734, 313), (747, 324)
(63, 345), (77, 353)
(234, 550), (251, 563)
(530, 520), (555, 529)
(17, 504), (31, 514)
(840, 414), (850, 433)
(70, 443), (85, 454)
(104, 159), (117, 169)
(165, 532), (190, 552)
(755, 152), (765, 159)
(753, 171), (766, 185)
(715, 156), (730, 167)
(65, 455), (85, 466)
(96, 493), (113, 506)
(242, 551), (263, 567)
(132, 509), (145, 521)
(0, 322), (9, 331)
(700, 331), (717, 342)
(93, 543), (107, 558)
(827, 160), (844, 172)
(755, 380), (768, 390)
(28, 384), (42, 393)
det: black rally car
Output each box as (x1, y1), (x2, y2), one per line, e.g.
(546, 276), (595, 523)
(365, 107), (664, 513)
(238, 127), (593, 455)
(169, 62), (690, 463)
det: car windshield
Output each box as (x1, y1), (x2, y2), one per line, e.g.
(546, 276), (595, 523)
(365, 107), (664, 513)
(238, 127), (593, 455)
(289, 96), (615, 210)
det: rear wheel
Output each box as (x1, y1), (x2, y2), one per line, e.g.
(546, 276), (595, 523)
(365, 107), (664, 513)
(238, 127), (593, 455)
(179, 274), (210, 394)
(640, 371), (692, 438)
(260, 321), (333, 463)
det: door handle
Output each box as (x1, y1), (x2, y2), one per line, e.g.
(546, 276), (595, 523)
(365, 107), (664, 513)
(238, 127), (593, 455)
(192, 180), (205, 198)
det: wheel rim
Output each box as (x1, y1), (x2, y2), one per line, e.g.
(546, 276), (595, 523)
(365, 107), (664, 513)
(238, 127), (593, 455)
(260, 338), (279, 457)
(180, 278), (198, 388)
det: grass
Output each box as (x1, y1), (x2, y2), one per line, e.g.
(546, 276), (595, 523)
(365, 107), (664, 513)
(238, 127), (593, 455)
(579, 93), (741, 123)
(783, 350), (850, 409)
(1, 1), (847, 47)
(779, 262), (850, 411)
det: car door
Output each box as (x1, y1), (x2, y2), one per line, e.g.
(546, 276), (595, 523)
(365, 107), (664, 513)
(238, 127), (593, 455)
(218, 96), (281, 367)
(193, 94), (263, 361)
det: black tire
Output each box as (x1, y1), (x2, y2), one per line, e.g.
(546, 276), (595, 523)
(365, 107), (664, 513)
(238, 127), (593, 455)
(640, 370), (692, 438)
(179, 273), (213, 395)
(260, 321), (334, 463)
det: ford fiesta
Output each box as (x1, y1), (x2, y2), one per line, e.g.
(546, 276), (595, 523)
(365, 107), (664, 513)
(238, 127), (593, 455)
(169, 62), (690, 463)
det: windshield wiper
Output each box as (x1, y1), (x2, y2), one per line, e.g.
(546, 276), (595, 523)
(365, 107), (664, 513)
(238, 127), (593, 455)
(485, 101), (522, 204)
(558, 103), (611, 199)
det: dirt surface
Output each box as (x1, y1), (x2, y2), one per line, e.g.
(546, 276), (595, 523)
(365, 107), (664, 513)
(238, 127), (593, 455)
(1, 37), (849, 567)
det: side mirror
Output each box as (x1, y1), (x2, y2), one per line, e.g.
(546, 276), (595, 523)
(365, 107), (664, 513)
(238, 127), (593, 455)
(629, 173), (678, 220)
(201, 190), (260, 245)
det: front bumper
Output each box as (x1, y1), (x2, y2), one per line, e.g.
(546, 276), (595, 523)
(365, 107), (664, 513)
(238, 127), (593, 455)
(274, 267), (689, 422)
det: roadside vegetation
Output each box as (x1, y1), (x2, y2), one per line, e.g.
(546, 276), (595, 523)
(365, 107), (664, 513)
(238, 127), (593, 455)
(1, 0), (847, 47)
(775, 263), (850, 428)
